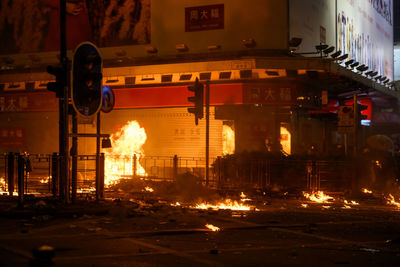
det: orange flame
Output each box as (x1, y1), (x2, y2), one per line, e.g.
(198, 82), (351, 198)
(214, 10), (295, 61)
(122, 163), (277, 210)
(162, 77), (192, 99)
(144, 186), (154, 192)
(222, 125), (235, 155)
(362, 188), (373, 194)
(386, 194), (400, 208)
(193, 199), (251, 211)
(205, 224), (220, 231)
(104, 121), (147, 185)
(303, 191), (334, 203)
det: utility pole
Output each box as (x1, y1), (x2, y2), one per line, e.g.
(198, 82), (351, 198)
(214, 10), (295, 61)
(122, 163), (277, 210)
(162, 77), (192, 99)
(60, 0), (69, 203)
(353, 94), (358, 157)
(205, 81), (210, 186)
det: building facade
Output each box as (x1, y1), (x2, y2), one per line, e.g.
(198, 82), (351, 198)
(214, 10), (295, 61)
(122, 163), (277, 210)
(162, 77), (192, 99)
(0, 0), (397, 159)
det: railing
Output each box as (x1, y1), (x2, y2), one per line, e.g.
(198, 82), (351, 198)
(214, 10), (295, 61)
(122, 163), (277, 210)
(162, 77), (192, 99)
(0, 153), (355, 199)
(213, 157), (354, 193)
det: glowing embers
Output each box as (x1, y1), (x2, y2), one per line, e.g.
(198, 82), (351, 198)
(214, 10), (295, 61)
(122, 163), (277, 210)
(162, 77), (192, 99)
(342, 200), (359, 209)
(40, 177), (50, 184)
(222, 124), (235, 155)
(303, 191), (334, 203)
(240, 192), (252, 202)
(385, 194), (400, 208)
(0, 177), (8, 195)
(143, 186), (154, 192)
(205, 224), (220, 231)
(104, 121), (147, 185)
(362, 188), (373, 194)
(193, 199), (252, 211)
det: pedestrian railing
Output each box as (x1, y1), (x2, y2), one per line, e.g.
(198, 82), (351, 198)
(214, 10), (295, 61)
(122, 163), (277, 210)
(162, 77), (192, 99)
(0, 152), (355, 200)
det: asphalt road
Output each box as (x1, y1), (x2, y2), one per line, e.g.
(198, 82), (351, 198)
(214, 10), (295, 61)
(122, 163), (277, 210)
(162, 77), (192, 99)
(1, 192), (400, 266)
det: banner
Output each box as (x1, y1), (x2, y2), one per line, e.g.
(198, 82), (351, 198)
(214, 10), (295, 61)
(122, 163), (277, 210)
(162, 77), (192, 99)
(0, 0), (150, 54)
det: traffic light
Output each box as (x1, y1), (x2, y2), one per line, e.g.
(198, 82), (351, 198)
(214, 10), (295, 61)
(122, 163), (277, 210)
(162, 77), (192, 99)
(187, 78), (204, 125)
(357, 103), (369, 121)
(46, 64), (64, 98)
(72, 42), (102, 117)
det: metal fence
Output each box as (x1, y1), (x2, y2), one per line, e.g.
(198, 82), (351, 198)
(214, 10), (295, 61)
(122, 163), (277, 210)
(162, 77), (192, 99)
(213, 158), (354, 193)
(0, 153), (355, 198)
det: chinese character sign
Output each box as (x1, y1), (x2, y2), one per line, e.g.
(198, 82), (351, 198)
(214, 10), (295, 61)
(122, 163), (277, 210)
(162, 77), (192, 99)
(185, 4), (224, 32)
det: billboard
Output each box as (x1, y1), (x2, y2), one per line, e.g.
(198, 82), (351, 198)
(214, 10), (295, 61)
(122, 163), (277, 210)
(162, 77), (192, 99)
(337, 0), (393, 80)
(0, 0), (150, 54)
(289, 0), (336, 52)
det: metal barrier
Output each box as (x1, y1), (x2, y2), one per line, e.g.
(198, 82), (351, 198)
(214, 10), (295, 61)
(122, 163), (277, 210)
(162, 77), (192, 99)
(25, 154), (52, 194)
(104, 154), (216, 185)
(0, 153), (6, 193)
(213, 158), (354, 192)
(0, 153), (355, 198)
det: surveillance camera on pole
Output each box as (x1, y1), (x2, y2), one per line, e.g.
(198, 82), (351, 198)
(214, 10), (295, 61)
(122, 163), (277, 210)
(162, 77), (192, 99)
(72, 42), (103, 117)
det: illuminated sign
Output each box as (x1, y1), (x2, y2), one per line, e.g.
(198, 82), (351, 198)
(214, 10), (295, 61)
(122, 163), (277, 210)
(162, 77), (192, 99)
(337, 0), (393, 80)
(185, 4), (224, 32)
(0, 0), (151, 54)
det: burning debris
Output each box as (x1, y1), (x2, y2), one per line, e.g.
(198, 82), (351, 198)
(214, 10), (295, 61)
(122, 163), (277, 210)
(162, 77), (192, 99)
(344, 200), (359, 205)
(385, 194), (400, 208)
(193, 199), (252, 211)
(143, 186), (154, 193)
(303, 191), (334, 203)
(362, 188), (373, 194)
(240, 192), (252, 202)
(205, 224), (220, 231)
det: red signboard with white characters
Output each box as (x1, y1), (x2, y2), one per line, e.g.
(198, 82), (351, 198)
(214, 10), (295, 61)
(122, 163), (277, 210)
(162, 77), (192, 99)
(0, 92), (58, 112)
(185, 4), (224, 32)
(0, 127), (25, 147)
(0, 82), (297, 113)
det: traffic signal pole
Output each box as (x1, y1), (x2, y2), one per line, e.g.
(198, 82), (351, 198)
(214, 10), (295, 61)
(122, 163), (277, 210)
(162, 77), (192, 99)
(205, 81), (210, 186)
(60, 0), (69, 203)
(353, 94), (358, 157)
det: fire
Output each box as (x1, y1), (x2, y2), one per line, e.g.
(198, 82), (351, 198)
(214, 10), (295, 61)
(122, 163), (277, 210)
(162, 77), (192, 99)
(40, 177), (49, 184)
(222, 124), (235, 155)
(301, 203), (309, 208)
(144, 186), (154, 192)
(171, 202), (181, 207)
(193, 199), (251, 211)
(362, 188), (373, 194)
(280, 126), (291, 155)
(240, 192), (252, 202)
(205, 224), (220, 231)
(375, 160), (382, 168)
(344, 200), (359, 205)
(386, 194), (400, 208)
(303, 191), (334, 203)
(103, 121), (147, 185)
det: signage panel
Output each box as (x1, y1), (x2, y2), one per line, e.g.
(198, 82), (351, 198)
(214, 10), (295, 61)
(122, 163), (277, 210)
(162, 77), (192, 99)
(337, 0), (393, 80)
(185, 4), (224, 32)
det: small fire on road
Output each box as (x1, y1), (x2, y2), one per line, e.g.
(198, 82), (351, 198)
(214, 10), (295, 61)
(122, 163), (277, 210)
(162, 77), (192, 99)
(193, 199), (252, 211)
(303, 191), (334, 203)
(205, 224), (220, 231)
(386, 194), (400, 208)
